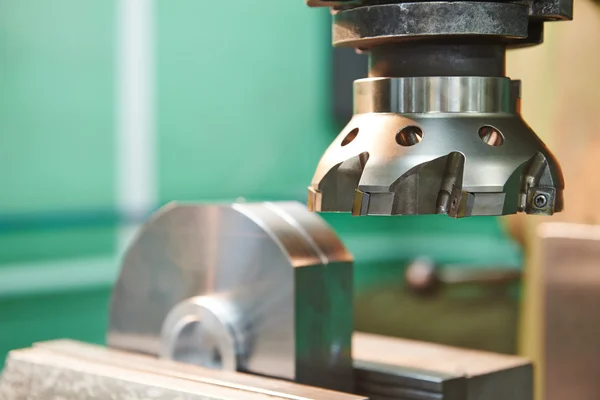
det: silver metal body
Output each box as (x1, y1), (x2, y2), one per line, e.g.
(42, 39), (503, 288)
(353, 77), (513, 115)
(354, 333), (532, 400)
(102, 201), (534, 400)
(0, 201), (534, 400)
(309, 77), (562, 217)
(108, 201), (354, 391)
(306, 0), (572, 217)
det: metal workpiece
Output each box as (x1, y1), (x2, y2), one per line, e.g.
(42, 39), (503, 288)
(0, 341), (367, 400)
(107, 201), (354, 392)
(353, 333), (533, 400)
(308, 76), (563, 217)
(354, 360), (466, 400)
(97, 203), (535, 399)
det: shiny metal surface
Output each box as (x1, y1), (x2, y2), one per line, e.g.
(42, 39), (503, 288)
(161, 296), (244, 371)
(108, 201), (354, 391)
(308, 110), (563, 216)
(354, 360), (465, 400)
(353, 332), (533, 400)
(0, 340), (366, 400)
(354, 77), (513, 114)
(539, 223), (600, 400)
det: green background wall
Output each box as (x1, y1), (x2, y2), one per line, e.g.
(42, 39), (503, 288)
(0, 0), (521, 363)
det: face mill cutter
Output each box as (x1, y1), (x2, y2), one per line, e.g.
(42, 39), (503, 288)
(306, 0), (572, 217)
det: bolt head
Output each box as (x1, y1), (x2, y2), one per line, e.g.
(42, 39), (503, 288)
(534, 194), (548, 208)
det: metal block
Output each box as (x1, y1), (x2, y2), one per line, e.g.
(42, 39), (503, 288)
(353, 333), (533, 400)
(108, 201), (354, 392)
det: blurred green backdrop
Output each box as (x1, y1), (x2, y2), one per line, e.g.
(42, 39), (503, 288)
(0, 0), (521, 363)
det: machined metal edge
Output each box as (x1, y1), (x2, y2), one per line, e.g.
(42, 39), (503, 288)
(332, 2), (530, 47)
(354, 77), (514, 114)
(352, 333), (533, 400)
(0, 341), (366, 400)
(108, 201), (354, 392)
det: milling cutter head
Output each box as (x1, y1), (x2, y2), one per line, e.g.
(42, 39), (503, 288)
(307, 77), (564, 217)
(306, 0), (571, 217)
